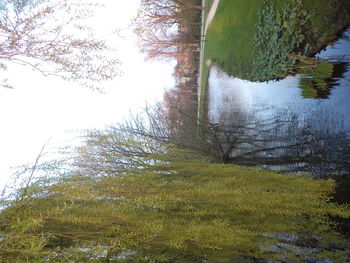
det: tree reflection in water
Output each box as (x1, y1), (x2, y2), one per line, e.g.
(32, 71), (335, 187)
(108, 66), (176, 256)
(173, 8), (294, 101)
(208, 104), (350, 178)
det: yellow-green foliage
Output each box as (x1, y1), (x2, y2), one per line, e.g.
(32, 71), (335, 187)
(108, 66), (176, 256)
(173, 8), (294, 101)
(0, 150), (349, 262)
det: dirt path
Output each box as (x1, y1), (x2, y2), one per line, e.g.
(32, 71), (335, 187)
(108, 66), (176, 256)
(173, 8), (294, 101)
(204, 0), (221, 35)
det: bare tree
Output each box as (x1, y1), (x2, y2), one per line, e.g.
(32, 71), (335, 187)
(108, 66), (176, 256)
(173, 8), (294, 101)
(134, 0), (202, 61)
(0, 0), (121, 89)
(135, 24), (199, 61)
(137, 0), (205, 28)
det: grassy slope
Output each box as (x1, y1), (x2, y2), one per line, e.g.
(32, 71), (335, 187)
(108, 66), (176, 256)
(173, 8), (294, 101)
(198, 0), (350, 118)
(205, 1), (263, 78)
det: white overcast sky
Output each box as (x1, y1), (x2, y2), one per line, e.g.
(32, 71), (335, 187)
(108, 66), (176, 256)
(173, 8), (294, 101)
(0, 0), (175, 190)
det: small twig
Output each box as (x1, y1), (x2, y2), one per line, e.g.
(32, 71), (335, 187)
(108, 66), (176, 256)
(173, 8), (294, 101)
(22, 138), (51, 196)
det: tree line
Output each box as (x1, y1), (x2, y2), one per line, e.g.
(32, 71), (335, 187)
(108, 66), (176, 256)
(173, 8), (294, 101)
(134, 0), (205, 61)
(134, 0), (205, 121)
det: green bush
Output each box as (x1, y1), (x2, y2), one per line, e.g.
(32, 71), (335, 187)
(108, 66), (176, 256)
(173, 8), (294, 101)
(252, 0), (312, 81)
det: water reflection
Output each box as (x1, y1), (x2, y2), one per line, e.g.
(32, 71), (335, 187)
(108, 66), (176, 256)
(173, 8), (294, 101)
(209, 103), (349, 177)
(299, 61), (348, 99)
(208, 29), (350, 178)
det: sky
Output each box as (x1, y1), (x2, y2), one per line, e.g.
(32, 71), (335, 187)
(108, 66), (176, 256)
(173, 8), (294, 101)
(0, 0), (175, 191)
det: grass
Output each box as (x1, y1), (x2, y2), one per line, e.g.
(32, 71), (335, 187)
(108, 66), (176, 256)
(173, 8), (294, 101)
(198, 0), (350, 120)
(205, 0), (263, 78)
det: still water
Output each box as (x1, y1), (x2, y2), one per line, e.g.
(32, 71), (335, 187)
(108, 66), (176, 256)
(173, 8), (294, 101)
(208, 29), (350, 178)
